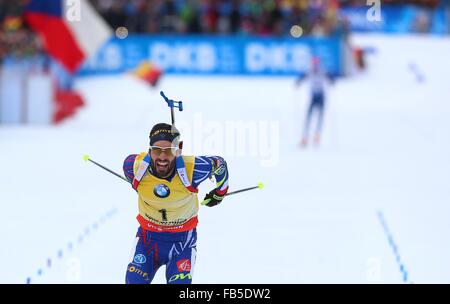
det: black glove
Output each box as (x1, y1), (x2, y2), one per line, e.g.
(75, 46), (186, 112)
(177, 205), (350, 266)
(202, 189), (226, 207)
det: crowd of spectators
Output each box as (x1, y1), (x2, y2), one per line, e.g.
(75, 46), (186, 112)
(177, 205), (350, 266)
(0, 0), (350, 63)
(0, 0), (41, 63)
(92, 0), (447, 37)
(0, 0), (448, 63)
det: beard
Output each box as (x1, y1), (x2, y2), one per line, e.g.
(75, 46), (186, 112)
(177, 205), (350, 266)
(153, 158), (175, 178)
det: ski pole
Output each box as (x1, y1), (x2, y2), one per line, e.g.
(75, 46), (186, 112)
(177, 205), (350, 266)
(83, 155), (130, 183)
(83, 155), (264, 205)
(201, 182), (264, 205)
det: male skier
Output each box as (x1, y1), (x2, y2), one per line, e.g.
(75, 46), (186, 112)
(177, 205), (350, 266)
(296, 57), (335, 147)
(123, 123), (229, 284)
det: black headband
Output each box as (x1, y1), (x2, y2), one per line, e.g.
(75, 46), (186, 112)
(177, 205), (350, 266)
(149, 123), (180, 146)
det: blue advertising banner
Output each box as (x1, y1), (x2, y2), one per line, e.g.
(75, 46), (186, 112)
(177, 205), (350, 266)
(78, 35), (342, 76)
(339, 5), (449, 34)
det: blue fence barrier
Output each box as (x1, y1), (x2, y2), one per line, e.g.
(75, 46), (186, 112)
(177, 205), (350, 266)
(78, 35), (343, 76)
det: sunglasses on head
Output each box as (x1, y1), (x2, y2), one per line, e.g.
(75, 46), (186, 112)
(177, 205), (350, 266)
(149, 145), (179, 156)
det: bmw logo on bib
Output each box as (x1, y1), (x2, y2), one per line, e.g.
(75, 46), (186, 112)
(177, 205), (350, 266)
(154, 184), (170, 198)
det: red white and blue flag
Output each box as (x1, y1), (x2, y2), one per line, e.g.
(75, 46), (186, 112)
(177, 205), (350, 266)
(24, 0), (112, 73)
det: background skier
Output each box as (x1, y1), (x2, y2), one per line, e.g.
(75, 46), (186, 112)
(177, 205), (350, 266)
(296, 57), (335, 147)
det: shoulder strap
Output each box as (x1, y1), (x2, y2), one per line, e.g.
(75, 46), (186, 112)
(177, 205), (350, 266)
(132, 154), (151, 190)
(176, 156), (198, 193)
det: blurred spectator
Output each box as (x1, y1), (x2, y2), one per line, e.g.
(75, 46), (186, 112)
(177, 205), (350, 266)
(229, 0), (242, 33)
(159, 0), (180, 32)
(180, 0), (202, 33)
(201, 0), (219, 33)
(102, 0), (127, 30)
(412, 9), (432, 32)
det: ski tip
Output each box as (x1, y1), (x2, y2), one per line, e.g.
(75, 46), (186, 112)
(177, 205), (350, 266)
(258, 182), (264, 190)
(82, 155), (90, 162)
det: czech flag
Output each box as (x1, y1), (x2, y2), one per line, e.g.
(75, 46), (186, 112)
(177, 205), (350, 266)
(24, 0), (112, 73)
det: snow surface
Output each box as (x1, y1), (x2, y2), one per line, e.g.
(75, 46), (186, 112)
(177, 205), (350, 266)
(1, 34), (450, 284)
